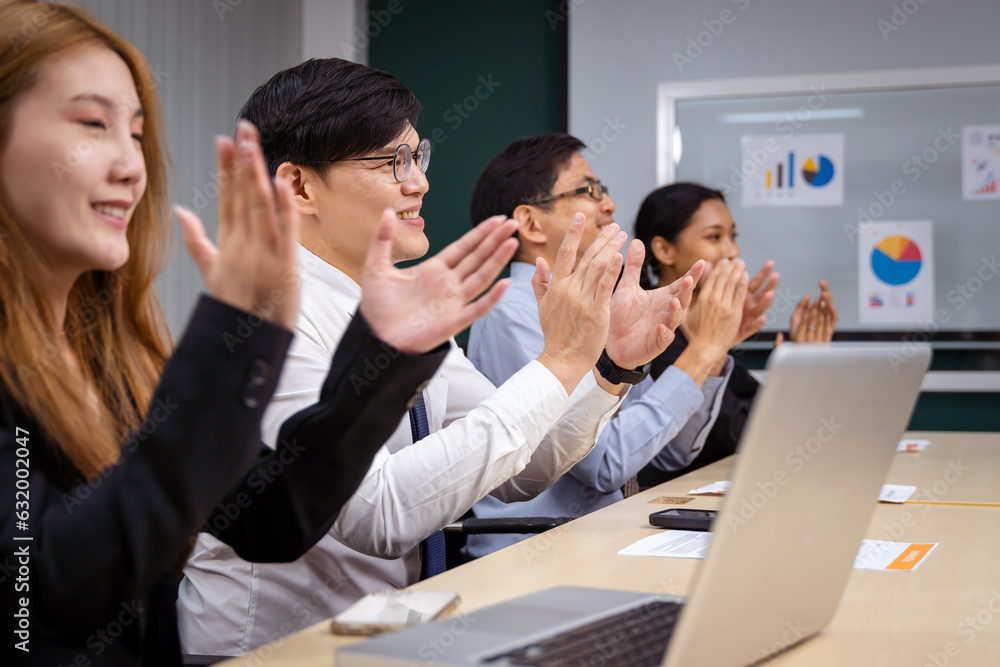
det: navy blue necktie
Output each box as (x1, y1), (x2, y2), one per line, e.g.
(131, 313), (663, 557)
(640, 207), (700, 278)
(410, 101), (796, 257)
(411, 397), (446, 579)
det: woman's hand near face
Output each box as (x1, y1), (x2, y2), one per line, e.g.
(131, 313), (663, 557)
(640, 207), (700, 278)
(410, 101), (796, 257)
(176, 121), (301, 330)
(674, 259), (748, 385)
(734, 260), (778, 346)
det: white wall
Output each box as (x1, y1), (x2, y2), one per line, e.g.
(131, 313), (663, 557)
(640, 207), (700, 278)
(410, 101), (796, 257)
(303, 0), (367, 63)
(76, 0), (305, 335)
(569, 0), (1000, 235)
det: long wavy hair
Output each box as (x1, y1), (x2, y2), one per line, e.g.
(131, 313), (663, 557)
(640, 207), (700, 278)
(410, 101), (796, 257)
(0, 1), (172, 478)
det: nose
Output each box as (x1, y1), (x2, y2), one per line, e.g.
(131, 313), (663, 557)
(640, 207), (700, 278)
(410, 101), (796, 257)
(109, 131), (146, 187)
(722, 235), (740, 260)
(600, 191), (616, 214)
(402, 161), (429, 196)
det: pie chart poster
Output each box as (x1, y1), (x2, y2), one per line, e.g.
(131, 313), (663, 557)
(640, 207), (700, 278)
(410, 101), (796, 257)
(858, 220), (935, 325)
(740, 134), (844, 208)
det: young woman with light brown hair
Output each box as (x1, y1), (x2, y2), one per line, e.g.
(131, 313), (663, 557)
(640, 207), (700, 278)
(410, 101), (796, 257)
(0, 2), (517, 664)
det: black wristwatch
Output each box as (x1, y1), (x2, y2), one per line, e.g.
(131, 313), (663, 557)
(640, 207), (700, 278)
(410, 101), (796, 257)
(595, 349), (651, 385)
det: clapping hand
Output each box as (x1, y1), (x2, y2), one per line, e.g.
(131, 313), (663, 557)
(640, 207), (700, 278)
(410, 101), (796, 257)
(778, 280), (838, 345)
(604, 240), (704, 370)
(532, 213), (628, 394)
(177, 120), (301, 330)
(359, 212), (519, 354)
(733, 260), (778, 346)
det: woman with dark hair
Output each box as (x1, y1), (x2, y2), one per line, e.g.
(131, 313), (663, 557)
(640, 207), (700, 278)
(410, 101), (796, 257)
(0, 3), (516, 663)
(635, 182), (837, 482)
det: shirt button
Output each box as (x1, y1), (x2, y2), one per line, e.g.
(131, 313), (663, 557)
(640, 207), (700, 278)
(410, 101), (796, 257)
(241, 358), (270, 408)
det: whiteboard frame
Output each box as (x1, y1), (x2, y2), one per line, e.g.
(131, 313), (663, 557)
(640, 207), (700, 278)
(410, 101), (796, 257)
(657, 65), (1000, 387)
(656, 64), (1000, 185)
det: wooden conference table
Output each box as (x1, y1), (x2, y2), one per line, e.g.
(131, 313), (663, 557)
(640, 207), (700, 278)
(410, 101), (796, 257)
(222, 431), (1000, 667)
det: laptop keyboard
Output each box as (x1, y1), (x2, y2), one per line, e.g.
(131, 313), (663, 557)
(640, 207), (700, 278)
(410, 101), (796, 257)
(485, 599), (682, 667)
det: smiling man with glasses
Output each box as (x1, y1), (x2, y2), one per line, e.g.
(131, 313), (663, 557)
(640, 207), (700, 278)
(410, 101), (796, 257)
(464, 132), (740, 558)
(176, 61), (682, 657)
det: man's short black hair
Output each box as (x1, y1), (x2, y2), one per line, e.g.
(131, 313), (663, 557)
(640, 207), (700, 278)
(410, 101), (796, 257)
(469, 132), (585, 226)
(238, 58), (421, 176)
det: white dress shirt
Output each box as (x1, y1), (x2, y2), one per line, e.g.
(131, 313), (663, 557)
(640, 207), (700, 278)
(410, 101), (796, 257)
(177, 246), (626, 655)
(464, 262), (732, 557)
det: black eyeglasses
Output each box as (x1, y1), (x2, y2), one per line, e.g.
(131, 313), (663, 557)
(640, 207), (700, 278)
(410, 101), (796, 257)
(315, 138), (431, 183)
(525, 180), (610, 205)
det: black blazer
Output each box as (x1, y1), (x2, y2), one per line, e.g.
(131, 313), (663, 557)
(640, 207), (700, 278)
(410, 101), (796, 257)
(0, 296), (447, 666)
(639, 328), (760, 487)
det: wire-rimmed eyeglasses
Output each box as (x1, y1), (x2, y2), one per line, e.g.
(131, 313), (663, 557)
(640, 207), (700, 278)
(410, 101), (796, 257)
(524, 180), (610, 205)
(315, 138), (431, 183)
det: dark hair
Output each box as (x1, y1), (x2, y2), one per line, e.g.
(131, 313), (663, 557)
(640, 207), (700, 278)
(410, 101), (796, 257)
(238, 58), (421, 175)
(469, 132), (585, 226)
(634, 182), (726, 289)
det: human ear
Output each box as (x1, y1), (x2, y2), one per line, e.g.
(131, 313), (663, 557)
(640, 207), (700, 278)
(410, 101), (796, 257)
(512, 204), (547, 246)
(650, 235), (675, 267)
(276, 162), (319, 216)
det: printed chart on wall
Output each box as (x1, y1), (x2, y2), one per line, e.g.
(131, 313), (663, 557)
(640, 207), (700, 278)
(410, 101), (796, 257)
(962, 125), (1000, 200)
(740, 133), (844, 208)
(858, 220), (934, 325)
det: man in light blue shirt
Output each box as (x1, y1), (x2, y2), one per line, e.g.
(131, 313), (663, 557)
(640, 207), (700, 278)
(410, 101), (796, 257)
(464, 133), (744, 557)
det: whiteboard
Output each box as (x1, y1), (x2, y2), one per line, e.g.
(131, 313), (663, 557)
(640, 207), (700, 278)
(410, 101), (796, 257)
(658, 66), (1000, 341)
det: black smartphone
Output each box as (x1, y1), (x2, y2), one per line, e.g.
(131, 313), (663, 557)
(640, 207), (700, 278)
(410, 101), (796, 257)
(648, 508), (717, 531)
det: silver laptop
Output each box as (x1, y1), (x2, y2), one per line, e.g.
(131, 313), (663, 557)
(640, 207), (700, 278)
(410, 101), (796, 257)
(339, 343), (932, 667)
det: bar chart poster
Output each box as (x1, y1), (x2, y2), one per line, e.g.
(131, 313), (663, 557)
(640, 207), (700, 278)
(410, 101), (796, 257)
(858, 220), (934, 325)
(740, 134), (844, 208)
(961, 125), (1000, 200)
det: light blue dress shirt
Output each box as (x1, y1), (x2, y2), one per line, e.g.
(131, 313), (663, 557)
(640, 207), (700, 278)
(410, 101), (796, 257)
(464, 262), (733, 557)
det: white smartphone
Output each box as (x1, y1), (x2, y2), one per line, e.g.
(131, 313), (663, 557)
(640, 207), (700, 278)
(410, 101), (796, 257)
(330, 589), (460, 636)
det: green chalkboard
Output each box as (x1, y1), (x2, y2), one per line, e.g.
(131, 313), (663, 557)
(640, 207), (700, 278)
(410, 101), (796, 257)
(369, 0), (566, 267)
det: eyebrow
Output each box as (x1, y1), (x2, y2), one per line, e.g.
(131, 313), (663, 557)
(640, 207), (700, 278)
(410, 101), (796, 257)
(69, 93), (144, 119)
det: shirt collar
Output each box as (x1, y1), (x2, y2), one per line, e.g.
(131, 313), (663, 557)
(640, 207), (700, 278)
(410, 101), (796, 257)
(297, 244), (362, 305)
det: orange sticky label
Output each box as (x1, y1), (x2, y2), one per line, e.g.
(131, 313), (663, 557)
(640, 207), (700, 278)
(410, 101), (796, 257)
(886, 543), (934, 571)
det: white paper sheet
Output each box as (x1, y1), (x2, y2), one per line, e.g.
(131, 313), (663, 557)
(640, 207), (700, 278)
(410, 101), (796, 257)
(962, 125), (1000, 200)
(740, 133), (844, 208)
(687, 481), (731, 495)
(619, 532), (936, 572)
(857, 220), (934, 325)
(878, 484), (916, 503)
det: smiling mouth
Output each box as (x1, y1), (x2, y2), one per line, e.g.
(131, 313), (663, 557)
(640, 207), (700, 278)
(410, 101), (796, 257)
(398, 210), (421, 220)
(94, 204), (127, 219)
